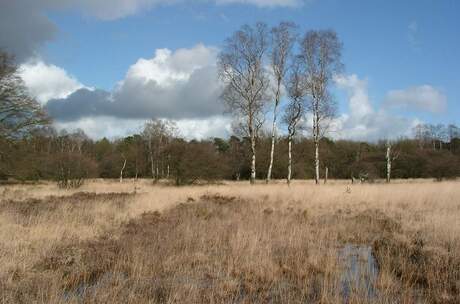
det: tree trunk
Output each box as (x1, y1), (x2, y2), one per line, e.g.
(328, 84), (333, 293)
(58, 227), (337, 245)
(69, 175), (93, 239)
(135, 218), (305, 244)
(120, 157), (127, 183)
(149, 137), (155, 182)
(266, 118), (276, 183)
(314, 140), (320, 185)
(287, 134), (292, 186)
(250, 136), (256, 184)
(249, 114), (256, 185)
(155, 161), (159, 180)
(166, 154), (170, 179)
(313, 103), (320, 185)
(150, 155), (155, 182)
(266, 98), (279, 183)
(386, 145), (391, 183)
(324, 166), (328, 184)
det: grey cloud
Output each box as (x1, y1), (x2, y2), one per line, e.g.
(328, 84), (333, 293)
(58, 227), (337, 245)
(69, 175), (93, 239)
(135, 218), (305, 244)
(1, 0), (307, 62)
(45, 66), (223, 121)
(45, 89), (112, 121)
(112, 66), (223, 119)
(0, 1), (57, 62)
(0, 0), (166, 61)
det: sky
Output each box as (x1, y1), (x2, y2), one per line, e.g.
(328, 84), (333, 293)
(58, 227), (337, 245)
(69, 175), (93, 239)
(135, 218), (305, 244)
(1, 0), (459, 141)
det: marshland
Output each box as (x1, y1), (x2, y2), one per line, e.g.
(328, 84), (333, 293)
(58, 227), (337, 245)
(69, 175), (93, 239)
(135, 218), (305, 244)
(1, 179), (459, 303)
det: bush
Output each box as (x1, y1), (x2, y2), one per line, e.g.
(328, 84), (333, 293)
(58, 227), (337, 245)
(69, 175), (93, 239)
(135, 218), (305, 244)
(168, 139), (225, 185)
(54, 152), (97, 189)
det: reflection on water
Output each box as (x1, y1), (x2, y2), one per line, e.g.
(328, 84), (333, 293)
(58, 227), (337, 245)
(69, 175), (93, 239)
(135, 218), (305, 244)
(338, 244), (379, 302)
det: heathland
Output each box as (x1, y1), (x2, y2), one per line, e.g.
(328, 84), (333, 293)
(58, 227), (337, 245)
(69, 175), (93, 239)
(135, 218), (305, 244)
(0, 179), (459, 303)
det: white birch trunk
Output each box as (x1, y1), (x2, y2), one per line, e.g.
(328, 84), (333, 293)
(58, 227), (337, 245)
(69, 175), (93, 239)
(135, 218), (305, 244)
(287, 134), (292, 186)
(266, 107), (277, 183)
(386, 144), (391, 183)
(314, 140), (320, 185)
(149, 137), (155, 182)
(120, 157), (126, 183)
(250, 137), (256, 184)
(249, 113), (256, 185)
(313, 104), (320, 185)
(266, 87), (280, 183)
(324, 166), (328, 184)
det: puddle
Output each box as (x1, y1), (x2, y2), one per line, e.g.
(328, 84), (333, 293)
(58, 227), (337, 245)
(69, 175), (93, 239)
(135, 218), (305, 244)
(338, 244), (379, 302)
(63, 272), (127, 302)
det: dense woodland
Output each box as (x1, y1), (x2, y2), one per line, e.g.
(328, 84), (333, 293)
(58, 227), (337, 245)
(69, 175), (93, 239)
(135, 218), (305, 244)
(1, 21), (460, 186)
(1, 121), (460, 185)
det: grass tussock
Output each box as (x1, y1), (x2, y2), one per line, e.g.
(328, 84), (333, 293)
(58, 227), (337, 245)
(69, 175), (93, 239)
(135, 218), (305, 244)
(0, 180), (459, 303)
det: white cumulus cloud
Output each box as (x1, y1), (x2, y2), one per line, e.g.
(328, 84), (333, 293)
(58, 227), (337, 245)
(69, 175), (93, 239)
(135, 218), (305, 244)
(384, 85), (447, 114)
(55, 115), (231, 140)
(122, 44), (218, 88)
(175, 116), (232, 139)
(19, 60), (85, 105)
(331, 74), (419, 141)
(44, 44), (224, 123)
(334, 74), (373, 119)
(16, 44), (227, 140)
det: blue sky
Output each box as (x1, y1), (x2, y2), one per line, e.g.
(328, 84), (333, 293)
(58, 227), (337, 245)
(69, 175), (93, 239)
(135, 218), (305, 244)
(2, 0), (459, 139)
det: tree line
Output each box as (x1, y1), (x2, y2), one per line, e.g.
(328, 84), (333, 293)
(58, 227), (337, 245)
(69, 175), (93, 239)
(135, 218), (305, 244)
(1, 120), (459, 186)
(1, 23), (459, 186)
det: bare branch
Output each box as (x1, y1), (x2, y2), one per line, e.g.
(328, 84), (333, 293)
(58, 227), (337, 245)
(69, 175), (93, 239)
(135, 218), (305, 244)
(0, 51), (50, 141)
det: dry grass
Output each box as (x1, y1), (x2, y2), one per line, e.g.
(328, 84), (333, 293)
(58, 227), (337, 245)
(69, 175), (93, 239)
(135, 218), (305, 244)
(0, 179), (459, 303)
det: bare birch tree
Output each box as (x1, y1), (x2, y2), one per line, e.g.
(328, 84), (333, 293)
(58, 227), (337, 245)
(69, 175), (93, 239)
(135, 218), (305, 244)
(385, 140), (399, 183)
(142, 119), (177, 182)
(54, 129), (91, 188)
(413, 123), (427, 149)
(448, 124), (460, 143)
(300, 30), (342, 184)
(120, 153), (127, 183)
(266, 22), (297, 183)
(434, 123), (447, 150)
(283, 57), (306, 186)
(218, 23), (270, 184)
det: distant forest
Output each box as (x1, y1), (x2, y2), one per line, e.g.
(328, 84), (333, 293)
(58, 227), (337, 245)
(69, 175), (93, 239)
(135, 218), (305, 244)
(1, 120), (459, 185)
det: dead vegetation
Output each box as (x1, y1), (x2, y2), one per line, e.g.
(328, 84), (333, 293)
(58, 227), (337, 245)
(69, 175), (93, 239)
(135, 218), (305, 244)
(0, 180), (459, 303)
(0, 192), (132, 228)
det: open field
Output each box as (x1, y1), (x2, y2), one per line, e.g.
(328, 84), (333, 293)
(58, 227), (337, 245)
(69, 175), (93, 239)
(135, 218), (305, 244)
(0, 179), (459, 303)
